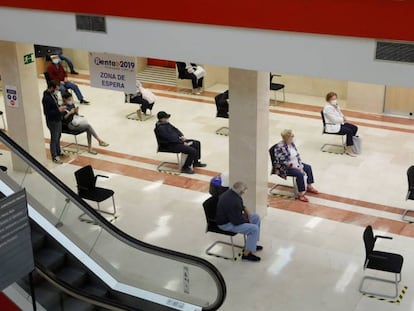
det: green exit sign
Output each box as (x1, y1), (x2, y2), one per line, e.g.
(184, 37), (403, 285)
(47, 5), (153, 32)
(23, 53), (34, 65)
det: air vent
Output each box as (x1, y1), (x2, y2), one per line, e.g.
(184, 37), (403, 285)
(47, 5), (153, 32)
(376, 41), (414, 63)
(76, 15), (106, 33)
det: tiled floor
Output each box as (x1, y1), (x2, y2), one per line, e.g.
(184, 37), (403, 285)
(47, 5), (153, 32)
(2, 74), (414, 310)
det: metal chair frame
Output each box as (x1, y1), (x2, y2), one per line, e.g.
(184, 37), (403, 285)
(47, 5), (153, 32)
(320, 110), (346, 154)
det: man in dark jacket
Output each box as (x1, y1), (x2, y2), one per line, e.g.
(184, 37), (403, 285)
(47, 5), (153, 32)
(216, 181), (262, 262)
(42, 80), (68, 164)
(154, 111), (206, 174)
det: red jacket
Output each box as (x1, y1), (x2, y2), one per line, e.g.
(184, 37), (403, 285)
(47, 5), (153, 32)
(47, 63), (67, 83)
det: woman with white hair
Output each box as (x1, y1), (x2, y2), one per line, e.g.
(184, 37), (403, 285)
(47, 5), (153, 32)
(273, 129), (318, 202)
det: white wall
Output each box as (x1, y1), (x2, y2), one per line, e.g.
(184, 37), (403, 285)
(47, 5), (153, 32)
(0, 7), (413, 87)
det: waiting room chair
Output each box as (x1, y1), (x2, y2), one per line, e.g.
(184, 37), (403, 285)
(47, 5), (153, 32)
(359, 225), (403, 299)
(124, 93), (154, 121)
(214, 90), (229, 136)
(270, 73), (285, 103)
(320, 110), (346, 154)
(154, 128), (185, 174)
(202, 196), (245, 260)
(176, 61), (193, 93)
(268, 144), (297, 198)
(74, 165), (117, 222)
(61, 124), (88, 154)
(402, 166), (414, 222)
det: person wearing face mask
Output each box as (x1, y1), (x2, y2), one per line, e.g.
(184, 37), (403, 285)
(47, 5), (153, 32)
(47, 55), (89, 104)
(61, 92), (109, 154)
(273, 129), (318, 202)
(323, 91), (358, 156)
(42, 80), (68, 164)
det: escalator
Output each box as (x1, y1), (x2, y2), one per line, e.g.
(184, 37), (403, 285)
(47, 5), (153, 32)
(0, 131), (226, 311)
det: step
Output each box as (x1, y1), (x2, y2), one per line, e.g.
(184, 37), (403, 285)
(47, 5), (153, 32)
(31, 229), (46, 251)
(63, 297), (95, 311)
(32, 282), (62, 310)
(81, 283), (109, 298)
(56, 267), (87, 287)
(35, 248), (66, 271)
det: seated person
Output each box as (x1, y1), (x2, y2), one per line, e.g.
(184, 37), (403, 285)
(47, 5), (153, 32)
(47, 54), (89, 104)
(154, 111), (206, 174)
(61, 92), (108, 154)
(215, 90), (229, 118)
(216, 181), (262, 262)
(273, 129), (318, 202)
(176, 61), (205, 94)
(323, 91), (358, 157)
(128, 80), (156, 115)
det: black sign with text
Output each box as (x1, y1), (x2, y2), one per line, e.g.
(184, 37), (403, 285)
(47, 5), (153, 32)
(0, 190), (34, 291)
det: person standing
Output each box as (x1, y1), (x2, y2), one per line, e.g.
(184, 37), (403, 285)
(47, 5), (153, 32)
(42, 80), (67, 164)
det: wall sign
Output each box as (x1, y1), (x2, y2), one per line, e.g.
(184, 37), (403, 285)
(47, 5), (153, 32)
(5, 85), (18, 108)
(88, 52), (136, 93)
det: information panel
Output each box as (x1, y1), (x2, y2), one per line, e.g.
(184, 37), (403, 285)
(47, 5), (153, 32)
(88, 52), (136, 93)
(0, 190), (34, 291)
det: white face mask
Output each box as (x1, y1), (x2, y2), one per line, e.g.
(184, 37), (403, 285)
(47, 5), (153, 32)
(53, 90), (59, 96)
(66, 100), (73, 105)
(330, 100), (338, 106)
(52, 58), (60, 65)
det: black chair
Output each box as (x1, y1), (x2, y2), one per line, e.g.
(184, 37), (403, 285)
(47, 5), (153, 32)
(359, 225), (403, 299)
(153, 128), (184, 174)
(320, 110), (346, 154)
(202, 196), (245, 260)
(270, 73), (285, 103)
(61, 123), (88, 154)
(268, 144), (297, 197)
(74, 165), (117, 222)
(175, 61), (193, 92)
(0, 111), (6, 131)
(124, 93), (154, 121)
(214, 90), (229, 136)
(402, 166), (414, 221)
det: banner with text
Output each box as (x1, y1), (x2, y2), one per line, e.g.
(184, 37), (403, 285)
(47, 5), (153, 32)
(88, 52), (136, 93)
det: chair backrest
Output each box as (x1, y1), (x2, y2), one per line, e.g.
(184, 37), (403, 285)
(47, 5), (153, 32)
(362, 225), (375, 264)
(74, 165), (96, 191)
(269, 144), (277, 175)
(202, 196), (220, 232)
(215, 90), (229, 118)
(407, 166), (414, 191)
(176, 62), (187, 79)
(44, 71), (51, 84)
(320, 110), (327, 133)
(154, 126), (177, 153)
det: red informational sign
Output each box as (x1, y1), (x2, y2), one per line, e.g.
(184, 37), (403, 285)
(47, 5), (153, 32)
(1, 0), (414, 41)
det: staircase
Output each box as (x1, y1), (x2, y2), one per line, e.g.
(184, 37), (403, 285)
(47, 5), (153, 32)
(137, 66), (176, 86)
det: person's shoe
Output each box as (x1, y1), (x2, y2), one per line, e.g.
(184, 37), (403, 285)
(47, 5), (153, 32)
(136, 109), (142, 121)
(88, 149), (98, 155)
(345, 151), (357, 157)
(306, 186), (319, 194)
(80, 99), (90, 105)
(193, 162), (207, 168)
(70, 71), (79, 75)
(181, 167), (194, 174)
(242, 253), (261, 262)
(99, 141), (109, 147)
(52, 157), (63, 164)
(297, 194), (309, 202)
(256, 245), (263, 251)
(59, 153), (68, 158)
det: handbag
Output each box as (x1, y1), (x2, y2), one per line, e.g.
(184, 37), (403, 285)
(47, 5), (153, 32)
(71, 115), (88, 127)
(193, 66), (205, 79)
(352, 135), (362, 154)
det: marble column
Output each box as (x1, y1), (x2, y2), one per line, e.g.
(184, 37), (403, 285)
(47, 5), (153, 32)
(228, 68), (269, 216)
(0, 41), (46, 170)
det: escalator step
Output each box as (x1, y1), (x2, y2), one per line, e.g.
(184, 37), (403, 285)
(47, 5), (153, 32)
(31, 229), (46, 251)
(32, 282), (62, 310)
(63, 297), (95, 311)
(81, 284), (109, 298)
(56, 267), (87, 287)
(35, 248), (66, 271)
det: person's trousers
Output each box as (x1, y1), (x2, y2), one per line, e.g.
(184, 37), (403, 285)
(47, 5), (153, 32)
(130, 95), (154, 114)
(60, 81), (84, 101)
(58, 53), (75, 72)
(68, 122), (98, 147)
(190, 75), (204, 89)
(171, 140), (201, 168)
(47, 120), (62, 158)
(286, 163), (315, 193)
(218, 214), (261, 253)
(338, 123), (358, 146)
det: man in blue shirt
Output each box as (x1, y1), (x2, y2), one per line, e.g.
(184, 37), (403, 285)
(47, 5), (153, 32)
(216, 181), (262, 262)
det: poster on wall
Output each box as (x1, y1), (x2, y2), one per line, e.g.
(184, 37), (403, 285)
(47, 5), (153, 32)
(88, 52), (136, 93)
(5, 85), (18, 108)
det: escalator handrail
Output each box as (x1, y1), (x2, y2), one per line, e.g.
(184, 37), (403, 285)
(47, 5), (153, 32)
(0, 131), (226, 311)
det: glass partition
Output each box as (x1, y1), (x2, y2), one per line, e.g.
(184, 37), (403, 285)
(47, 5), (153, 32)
(0, 131), (225, 311)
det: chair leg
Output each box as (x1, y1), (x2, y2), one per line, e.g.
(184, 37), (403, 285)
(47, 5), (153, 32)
(359, 273), (401, 299)
(205, 236), (244, 260)
(269, 176), (297, 198)
(215, 127), (229, 136)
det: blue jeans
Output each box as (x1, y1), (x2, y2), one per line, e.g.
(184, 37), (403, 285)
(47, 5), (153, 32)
(60, 81), (83, 101)
(286, 163), (314, 192)
(58, 53), (75, 72)
(46, 120), (62, 158)
(218, 213), (261, 252)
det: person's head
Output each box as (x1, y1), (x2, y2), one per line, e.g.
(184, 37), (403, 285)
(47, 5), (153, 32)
(62, 92), (73, 104)
(50, 54), (61, 65)
(157, 111), (171, 123)
(281, 129), (294, 144)
(326, 92), (338, 106)
(232, 181), (248, 196)
(47, 80), (58, 92)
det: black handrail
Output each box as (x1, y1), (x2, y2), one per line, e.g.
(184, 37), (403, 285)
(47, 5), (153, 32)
(0, 131), (226, 311)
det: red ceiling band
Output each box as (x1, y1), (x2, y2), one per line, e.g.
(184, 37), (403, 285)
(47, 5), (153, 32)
(1, 0), (414, 41)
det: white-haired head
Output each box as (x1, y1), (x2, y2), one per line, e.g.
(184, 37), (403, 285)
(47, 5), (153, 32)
(232, 181), (247, 195)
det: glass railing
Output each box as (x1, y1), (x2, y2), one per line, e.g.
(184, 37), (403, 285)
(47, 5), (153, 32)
(0, 131), (226, 311)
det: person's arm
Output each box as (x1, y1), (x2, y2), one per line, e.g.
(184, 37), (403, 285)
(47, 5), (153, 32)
(324, 106), (344, 124)
(156, 124), (181, 144)
(243, 207), (252, 223)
